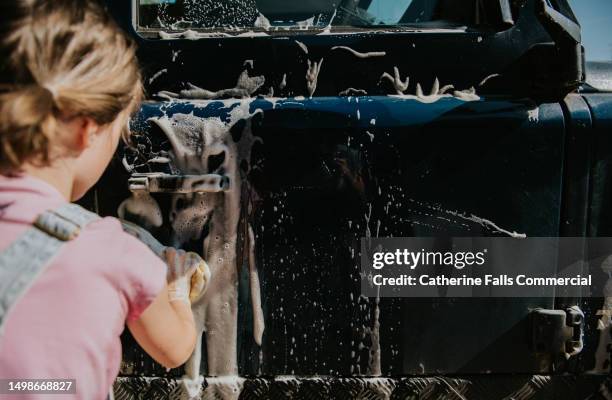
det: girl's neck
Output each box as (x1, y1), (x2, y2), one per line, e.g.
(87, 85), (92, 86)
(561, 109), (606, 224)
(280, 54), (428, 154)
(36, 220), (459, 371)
(22, 161), (75, 201)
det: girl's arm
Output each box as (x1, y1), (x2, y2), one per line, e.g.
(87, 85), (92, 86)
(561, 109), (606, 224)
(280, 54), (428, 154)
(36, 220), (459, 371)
(125, 247), (206, 369)
(127, 286), (196, 369)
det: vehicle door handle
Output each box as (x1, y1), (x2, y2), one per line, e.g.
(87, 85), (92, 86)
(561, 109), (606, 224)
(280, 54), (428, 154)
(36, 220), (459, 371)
(128, 173), (230, 194)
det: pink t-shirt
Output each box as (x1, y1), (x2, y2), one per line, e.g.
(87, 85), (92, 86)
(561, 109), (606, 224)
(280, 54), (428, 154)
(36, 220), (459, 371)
(0, 175), (167, 399)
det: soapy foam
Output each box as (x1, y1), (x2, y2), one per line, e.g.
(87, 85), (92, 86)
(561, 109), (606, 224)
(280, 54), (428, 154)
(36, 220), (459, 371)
(331, 46), (386, 59)
(149, 69), (168, 84)
(380, 67), (409, 95)
(306, 58), (324, 98)
(296, 16), (316, 30)
(405, 198), (527, 238)
(172, 50), (182, 62)
(248, 226), (265, 345)
(478, 73), (500, 87)
(118, 192), (163, 230)
(382, 67), (480, 103)
(134, 104), (264, 399)
(528, 107), (539, 123)
(254, 13), (271, 30)
(295, 40), (309, 54)
(362, 204), (382, 377)
(339, 88), (368, 96)
(159, 70), (265, 100)
(320, 9), (337, 34)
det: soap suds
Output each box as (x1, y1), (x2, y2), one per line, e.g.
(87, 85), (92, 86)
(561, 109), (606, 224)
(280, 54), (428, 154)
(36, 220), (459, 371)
(159, 30), (269, 40)
(380, 67), (409, 95)
(366, 294), (381, 377)
(319, 8), (337, 34)
(401, 198), (527, 237)
(445, 210), (526, 238)
(295, 40), (309, 54)
(147, 156), (171, 164)
(124, 103), (264, 399)
(159, 69), (265, 100)
(381, 67), (480, 102)
(159, 30), (231, 40)
(296, 16), (315, 30)
(172, 50), (181, 62)
(528, 107), (540, 123)
(306, 58), (324, 98)
(331, 46), (386, 58)
(248, 226), (265, 345)
(452, 87), (480, 102)
(361, 204), (382, 377)
(149, 69), (168, 84)
(118, 192), (163, 230)
(201, 376), (245, 400)
(339, 88), (368, 96)
(478, 73), (500, 87)
(254, 13), (271, 30)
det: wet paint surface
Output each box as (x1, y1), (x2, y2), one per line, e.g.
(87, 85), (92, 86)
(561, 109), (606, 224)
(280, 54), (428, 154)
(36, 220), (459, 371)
(84, 95), (571, 395)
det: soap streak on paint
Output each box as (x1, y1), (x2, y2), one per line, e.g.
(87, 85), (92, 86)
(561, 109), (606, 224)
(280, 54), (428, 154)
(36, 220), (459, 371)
(158, 69), (265, 100)
(248, 226), (265, 345)
(118, 192), (163, 230)
(306, 58), (324, 98)
(479, 73), (501, 87)
(172, 50), (182, 62)
(448, 211), (527, 238)
(362, 203), (382, 377)
(159, 30), (269, 39)
(339, 88), (368, 96)
(295, 40), (309, 54)
(331, 46), (386, 58)
(528, 107), (540, 123)
(149, 68), (168, 84)
(406, 198), (527, 238)
(381, 67), (479, 103)
(124, 102), (264, 400)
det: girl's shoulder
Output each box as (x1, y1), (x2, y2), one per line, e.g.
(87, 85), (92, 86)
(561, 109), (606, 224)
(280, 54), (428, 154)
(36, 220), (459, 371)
(75, 215), (168, 321)
(81, 216), (163, 266)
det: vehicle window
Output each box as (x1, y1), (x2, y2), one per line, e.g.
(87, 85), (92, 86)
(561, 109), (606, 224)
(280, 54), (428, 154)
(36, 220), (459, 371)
(135, 0), (458, 33)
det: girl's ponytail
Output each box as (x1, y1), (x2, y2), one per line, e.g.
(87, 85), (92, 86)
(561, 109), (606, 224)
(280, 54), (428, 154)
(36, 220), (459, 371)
(0, 85), (57, 171)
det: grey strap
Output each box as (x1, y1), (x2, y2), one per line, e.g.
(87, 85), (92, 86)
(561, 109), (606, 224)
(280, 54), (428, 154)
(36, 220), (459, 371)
(120, 220), (167, 258)
(0, 203), (99, 337)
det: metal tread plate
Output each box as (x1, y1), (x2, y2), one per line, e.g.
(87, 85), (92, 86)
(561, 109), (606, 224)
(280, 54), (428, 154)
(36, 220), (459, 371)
(113, 375), (609, 400)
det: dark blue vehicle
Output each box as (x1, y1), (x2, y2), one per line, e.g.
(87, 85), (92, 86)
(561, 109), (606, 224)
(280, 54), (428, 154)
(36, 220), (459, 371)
(87, 0), (612, 398)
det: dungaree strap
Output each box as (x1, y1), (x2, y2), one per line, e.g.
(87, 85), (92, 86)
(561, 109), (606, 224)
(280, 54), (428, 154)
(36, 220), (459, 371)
(0, 203), (99, 338)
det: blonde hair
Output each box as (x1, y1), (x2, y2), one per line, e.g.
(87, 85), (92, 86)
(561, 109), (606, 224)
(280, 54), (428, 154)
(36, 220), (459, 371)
(0, 0), (143, 174)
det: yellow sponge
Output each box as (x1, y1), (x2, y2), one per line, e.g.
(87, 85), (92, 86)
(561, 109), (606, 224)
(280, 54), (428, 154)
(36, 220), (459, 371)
(187, 253), (211, 303)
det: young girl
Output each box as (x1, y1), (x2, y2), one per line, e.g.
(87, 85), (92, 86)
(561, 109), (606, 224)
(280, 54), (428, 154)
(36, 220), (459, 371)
(0, 1), (202, 398)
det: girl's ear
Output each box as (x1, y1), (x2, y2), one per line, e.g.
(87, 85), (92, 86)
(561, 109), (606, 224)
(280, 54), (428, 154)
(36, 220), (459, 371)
(72, 117), (99, 152)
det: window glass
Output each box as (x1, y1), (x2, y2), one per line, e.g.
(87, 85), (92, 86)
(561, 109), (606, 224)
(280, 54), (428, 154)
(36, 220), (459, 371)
(136, 0), (447, 32)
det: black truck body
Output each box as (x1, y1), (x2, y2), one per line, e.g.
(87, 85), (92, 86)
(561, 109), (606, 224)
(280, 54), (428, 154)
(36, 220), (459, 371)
(85, 0), (612, 398)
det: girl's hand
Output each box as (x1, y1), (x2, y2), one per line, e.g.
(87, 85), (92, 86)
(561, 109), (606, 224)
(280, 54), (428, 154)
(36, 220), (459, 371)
(163, 248), (210, 304)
